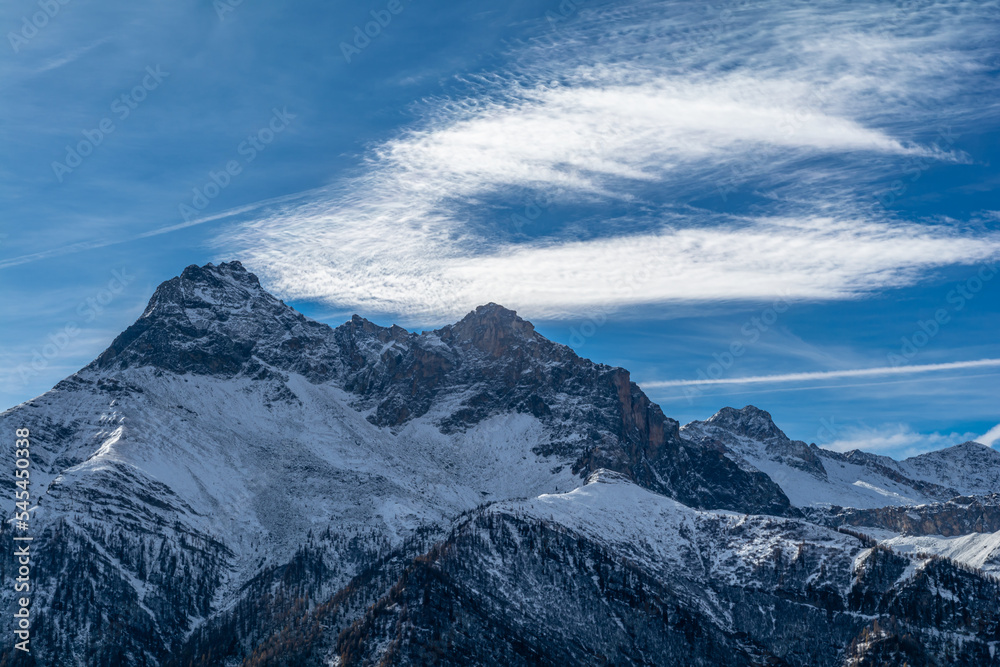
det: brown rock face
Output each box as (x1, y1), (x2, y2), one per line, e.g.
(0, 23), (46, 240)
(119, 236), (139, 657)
(612, 368), (673, 462)
(443, 303), (537, 358)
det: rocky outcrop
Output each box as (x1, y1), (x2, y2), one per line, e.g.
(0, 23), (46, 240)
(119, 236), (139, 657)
(815, 494), (1000, 537)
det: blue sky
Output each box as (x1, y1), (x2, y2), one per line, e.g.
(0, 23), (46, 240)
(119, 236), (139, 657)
(1, 0), (998, 457)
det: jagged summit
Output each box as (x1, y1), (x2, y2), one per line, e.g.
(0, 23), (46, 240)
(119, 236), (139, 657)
(103, 263), (546, 374)
(705, 405), (789, 442)
(461, 302), (524, 323)
(84, 262), (581, 417)
(93, 260), (330, 378)
(179, 259), (257, 283)
(139, 260), (268, 319)
(901, 440), (1000, 469)
(437, 302), (538, 358)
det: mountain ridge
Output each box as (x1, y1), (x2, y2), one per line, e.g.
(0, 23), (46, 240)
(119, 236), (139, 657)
(2, 260), (998, 666)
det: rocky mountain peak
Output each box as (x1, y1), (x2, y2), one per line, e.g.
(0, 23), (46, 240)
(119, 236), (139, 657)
(706, 405), (788, 442)
(439, 303), (538, 357)
(903, 440), (1000, 467)
(140, 260), (268, 319)
(93, 260), (335, 379)
(178, 260), (259, 286)
(946, 441), (996, 454)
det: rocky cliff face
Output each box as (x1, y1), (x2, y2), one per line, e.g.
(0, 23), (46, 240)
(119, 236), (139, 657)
(0, 261), (997, 666)
(811, 494), (1000, 537)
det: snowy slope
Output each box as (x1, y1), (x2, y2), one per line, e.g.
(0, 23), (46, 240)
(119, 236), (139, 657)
(337, 471), (1000, 667)
(2, 364), (583, 645)
(498, 468), (861, 588)
(879, 530), (1000, 576)
(897, 441), (1000, 496)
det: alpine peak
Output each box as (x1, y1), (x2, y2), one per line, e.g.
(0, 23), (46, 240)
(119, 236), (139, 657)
(440, 302), (537, 357)
(706, 405), (788, 442)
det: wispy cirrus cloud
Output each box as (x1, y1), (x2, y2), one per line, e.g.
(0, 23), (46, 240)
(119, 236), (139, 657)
(216, 0), (1000, 321)
(32, 38), (111, 75)
(227, 210), (1000, 320)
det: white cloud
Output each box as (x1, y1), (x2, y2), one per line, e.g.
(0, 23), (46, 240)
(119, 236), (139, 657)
(225, 205), (1000, 319)
(217, 0), (1000, 320)
(824, 423), (981, 458)
(979, 423), (1000, 447)
(372, 77), (936, 200)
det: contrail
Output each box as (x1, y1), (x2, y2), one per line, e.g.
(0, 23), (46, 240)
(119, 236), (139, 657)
(642, 358), (1000, 388)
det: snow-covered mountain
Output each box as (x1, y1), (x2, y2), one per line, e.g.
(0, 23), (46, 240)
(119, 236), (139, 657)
(2, 261), (998, 666)
(681, 405), (997, 509)
(339, 471), (1000, 666)
(898, 441), (1000, 496)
